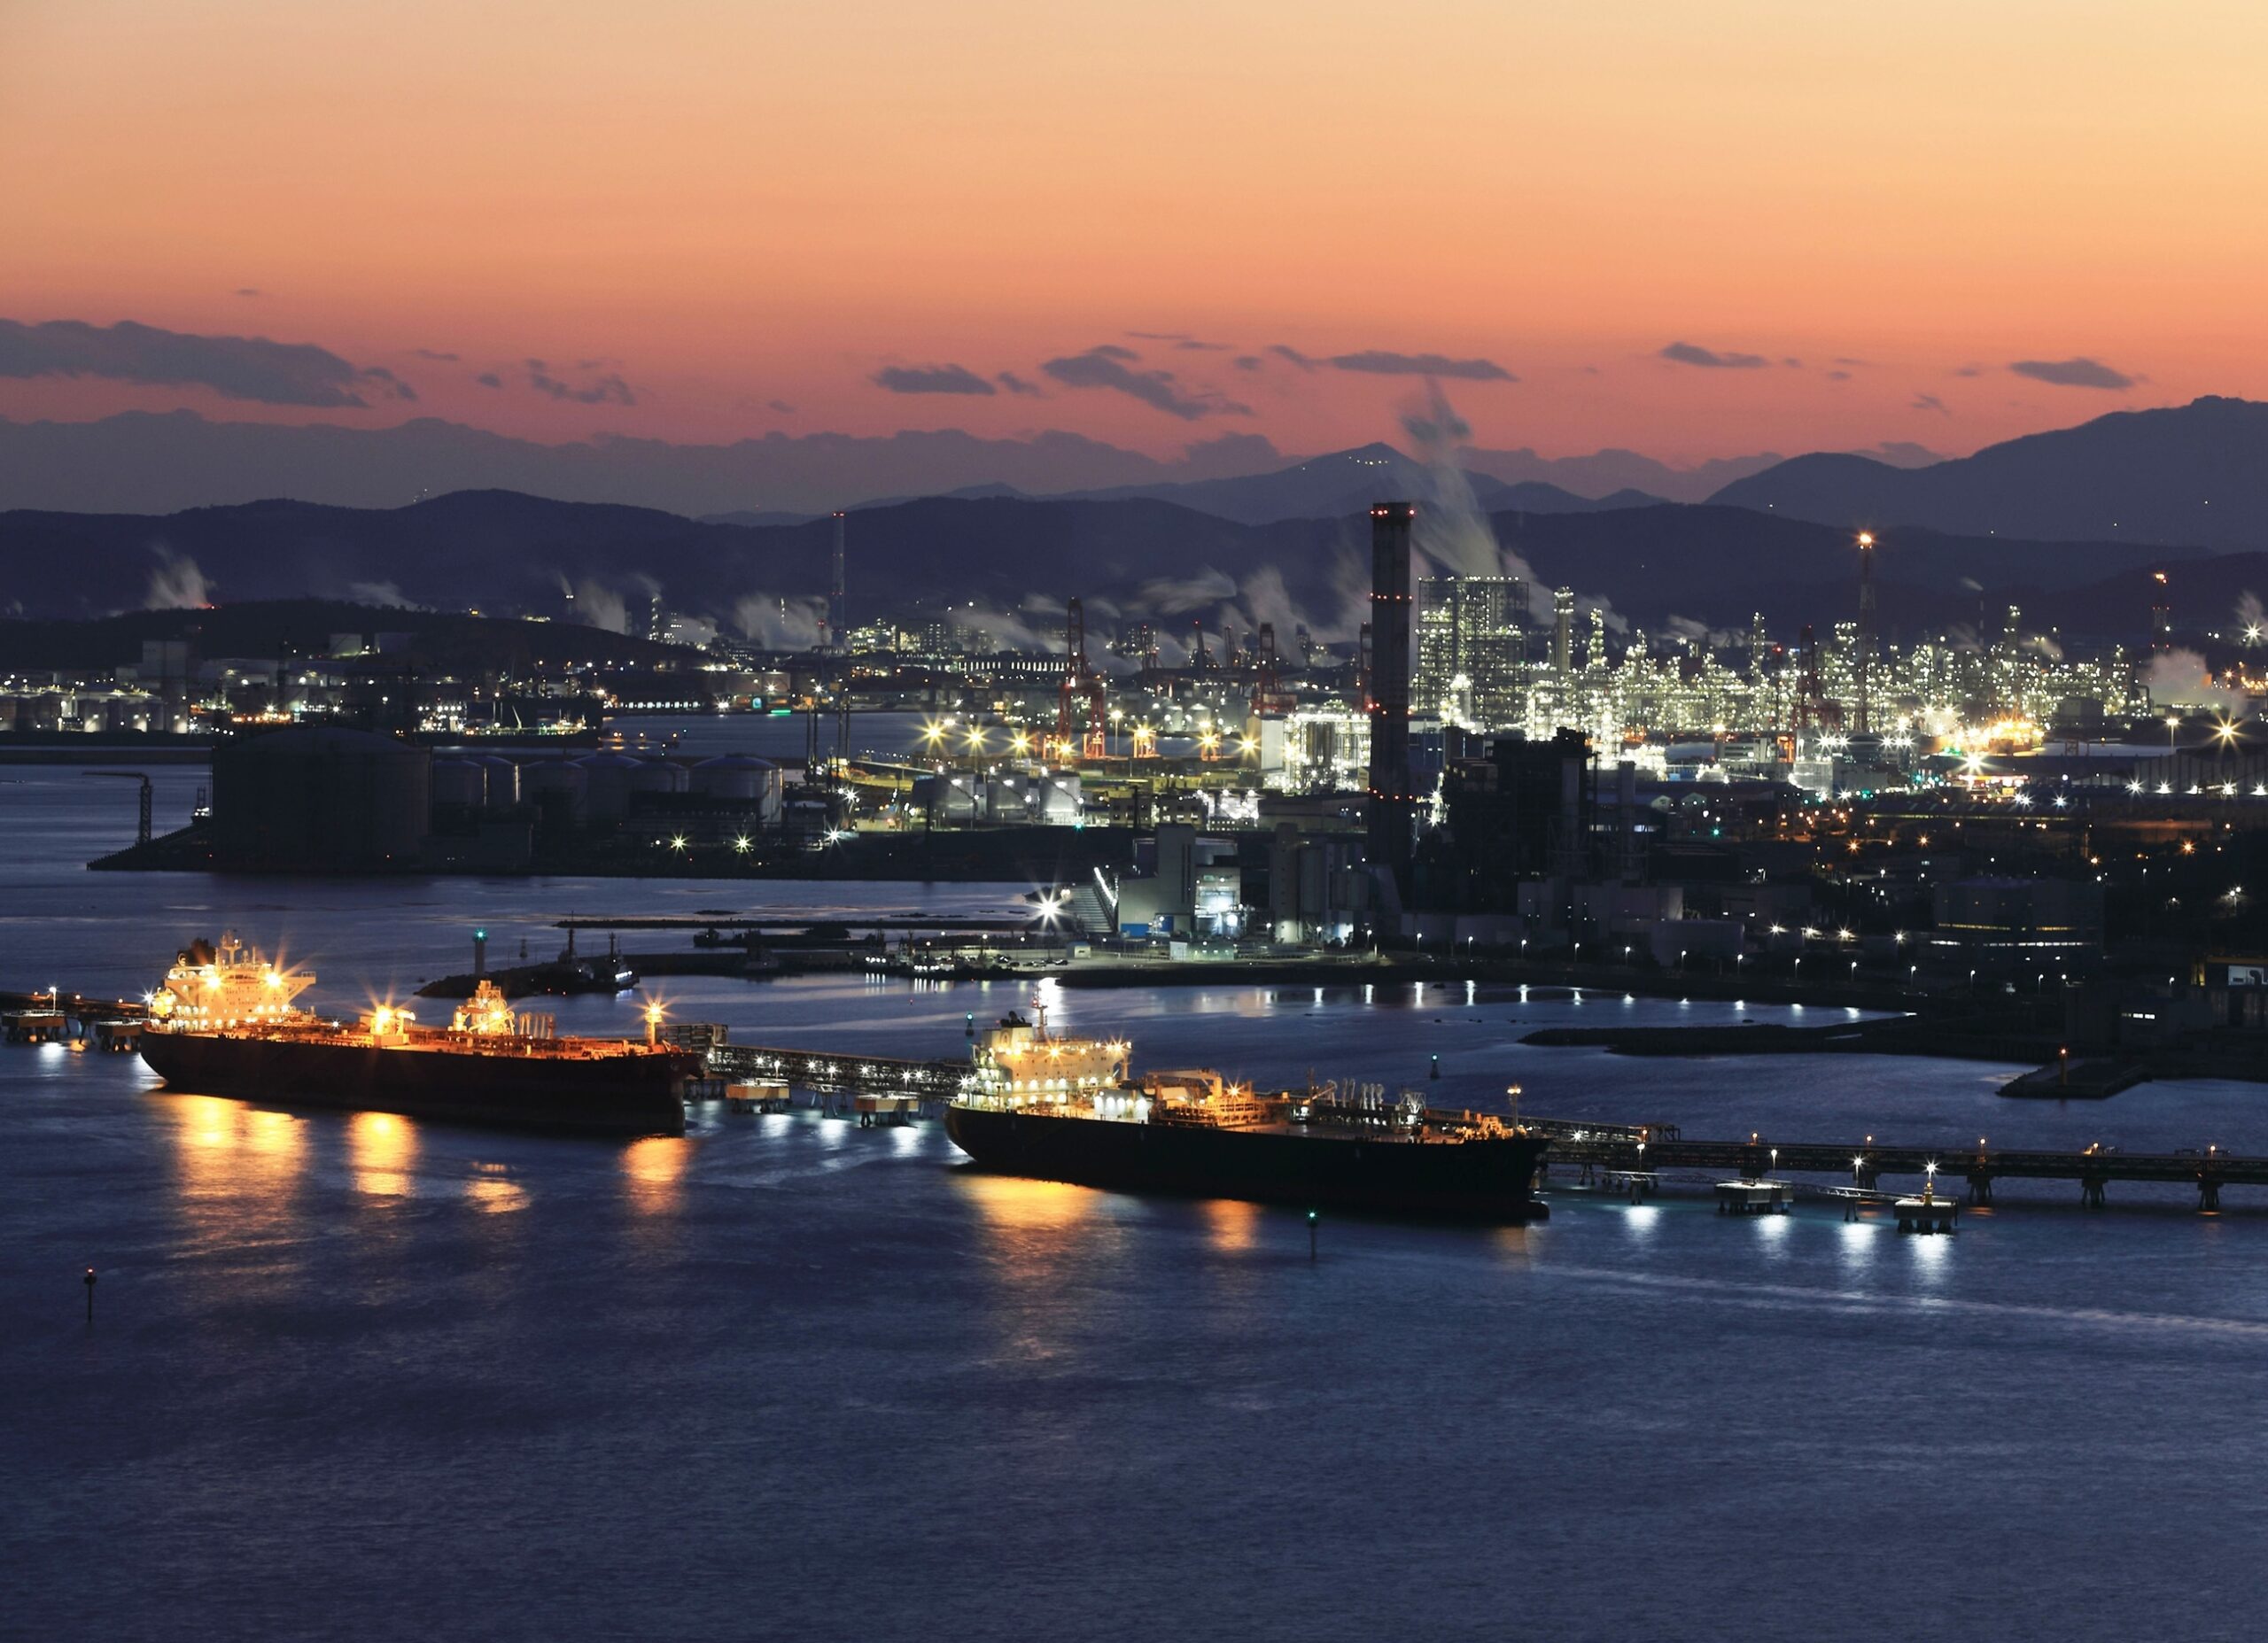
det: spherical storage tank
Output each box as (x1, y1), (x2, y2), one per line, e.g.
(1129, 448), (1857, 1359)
(431, 757), (485, 809)
(211, 725), (431, 870)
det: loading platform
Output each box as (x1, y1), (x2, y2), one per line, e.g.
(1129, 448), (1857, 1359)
(1529, 1119), (2260, 1213)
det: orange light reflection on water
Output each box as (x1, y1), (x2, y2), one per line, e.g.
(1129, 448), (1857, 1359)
(1202, 1197), (1260, 1252)
(347, 1109), (418, 1197)
(165, 1094), (309, 1256)
(621, 1135), (690, 1217)
(957, 1173), (1122, 1283)
(465, 1163), (528, 1214)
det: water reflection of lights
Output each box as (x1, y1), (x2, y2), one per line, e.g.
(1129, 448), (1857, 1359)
(621, 1135), (690, 1216)
(959, 1172), (1094, 1236)
(348, 1109), (417, 1197)
(167, 1096), (307, 1247)
(464, 1176), (528, 1213)
(1202, 1197), (1260, 1252)
(1755, 1212), (1790, 1243)
(1909, 1232), (1951, 1274)
(1622, 1203), (1660, 1236)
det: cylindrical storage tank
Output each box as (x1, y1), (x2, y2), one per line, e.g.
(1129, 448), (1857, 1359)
(478, 756), (522, 808)
(431, 757), (485, 809)
(523, 757), (587, 824)
(210, 725), (431, 869)
(627, 757), (687, 797)
(690, 754), (770, 802)
(576, 752), (646, 821)
(983, 779), (1027, 821)
(1034, 774), (1083, 822)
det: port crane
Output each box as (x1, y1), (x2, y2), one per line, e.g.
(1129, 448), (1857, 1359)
(1054, 598), (1107, 762)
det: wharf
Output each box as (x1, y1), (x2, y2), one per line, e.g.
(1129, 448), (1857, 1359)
(1525, 1116), (2262, 1212)
(2000, 1058), (2145, 1099)
(557, 915), (1036, 934)
(708, 1042), (971, 1103)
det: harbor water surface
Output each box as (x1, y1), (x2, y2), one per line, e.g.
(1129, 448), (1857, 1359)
(8, 763), (2268, 1641)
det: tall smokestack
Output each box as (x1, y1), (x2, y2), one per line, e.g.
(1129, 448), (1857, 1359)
(829, 510), (847, 652)
(1854, 531), (1877, 733)
(1366, 502), (1417, 884)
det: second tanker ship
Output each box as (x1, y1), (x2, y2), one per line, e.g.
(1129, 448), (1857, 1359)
(138, 935), (696, 1136)
(945, 1006), (1550, 1221)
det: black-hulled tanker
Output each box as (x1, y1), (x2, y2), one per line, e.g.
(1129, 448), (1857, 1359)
(137, 935), (695, 1136)
(945, 1009), (1550, 1222)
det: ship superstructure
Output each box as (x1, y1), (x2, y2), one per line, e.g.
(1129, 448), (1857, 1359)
(969, 1004), (1130, 1107)
(151, 934), (315, 1030)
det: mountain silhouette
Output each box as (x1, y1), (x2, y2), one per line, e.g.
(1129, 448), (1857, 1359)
(1713, 397), (2268, 549)
(0, 488), (2194, 643)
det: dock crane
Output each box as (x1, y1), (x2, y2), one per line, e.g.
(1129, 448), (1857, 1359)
(85, 770), (152, 847)
(1054, 599), (1107, 762)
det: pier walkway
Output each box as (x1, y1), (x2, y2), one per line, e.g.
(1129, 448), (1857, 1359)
(1524, 1117), (2261, 1211)
(708, 1042), (973, 1102)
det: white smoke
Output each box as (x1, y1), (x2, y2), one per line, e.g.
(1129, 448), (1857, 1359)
(1399, 382), (1550, 595)
(2145, 647), (2243, 713)
(144, 546), (211, 610)
(347, 580), (411, 607)
(953, 603), (1057, 655)
(1665, 614), (1740, 647)
(734, 593), (826, 649)
(2237, 590), (2264, 633)
(1136, 567), (1239, 614)
(2023, 633), (2065, 663)
(1582, 595), (1630, 635)
(574, 580), (631, 635)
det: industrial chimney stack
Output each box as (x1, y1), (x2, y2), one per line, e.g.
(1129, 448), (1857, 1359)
(828, 510), (848, 652)
(1365, 502), (1417, 885)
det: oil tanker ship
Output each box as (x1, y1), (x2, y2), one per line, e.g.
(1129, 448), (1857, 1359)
(137, 935), (695, 1135)
(944, 1006), (1550, 1221)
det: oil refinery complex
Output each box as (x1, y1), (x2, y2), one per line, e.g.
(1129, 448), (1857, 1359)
(19, 501), (2268, 1044)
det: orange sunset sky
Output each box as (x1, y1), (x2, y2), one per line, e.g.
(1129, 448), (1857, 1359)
(4, 0), (2264, 469)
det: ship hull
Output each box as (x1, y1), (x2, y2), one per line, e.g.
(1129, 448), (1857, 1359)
(945, 1105), (1550, 1222)
(138, 1031), (693, 1136)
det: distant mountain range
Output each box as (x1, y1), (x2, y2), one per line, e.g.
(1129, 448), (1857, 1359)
(0, 409), (1752, 520)
(1014, 445), (1665, 525)
(1713, 398), (2268, 550)
(0, 487), (2208, 648)
(8, 399), (2268, 560)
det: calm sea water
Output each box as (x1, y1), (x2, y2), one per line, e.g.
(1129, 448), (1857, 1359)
(8, 762), (2268, 1642)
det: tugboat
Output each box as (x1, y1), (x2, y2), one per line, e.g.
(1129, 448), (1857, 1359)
(944, 1004), (1550, 1221)
(138, 934), (696, 1135)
